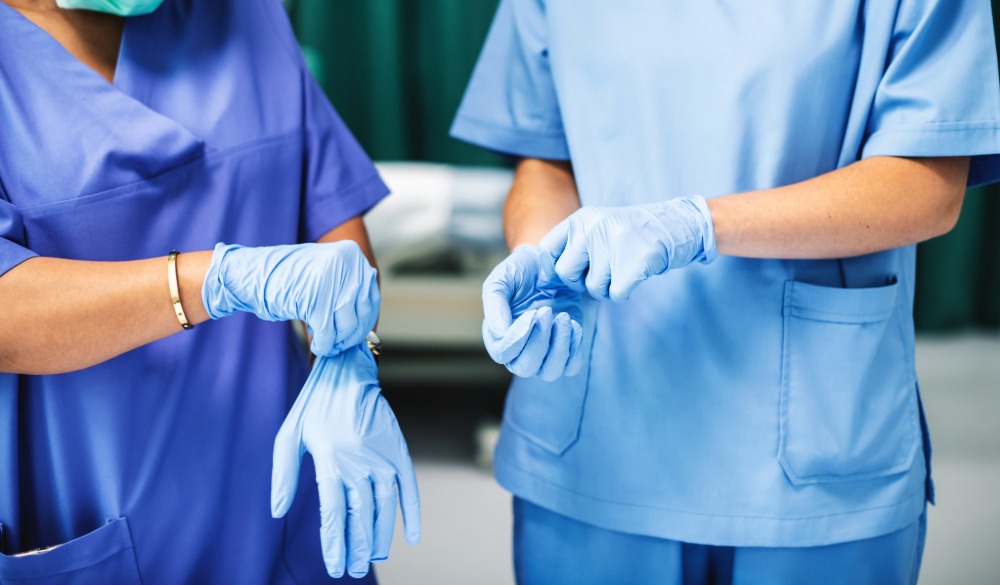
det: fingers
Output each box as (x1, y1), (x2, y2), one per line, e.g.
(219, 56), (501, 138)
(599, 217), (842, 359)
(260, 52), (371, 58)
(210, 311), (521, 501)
(481, 250), (542, 364)
(608, 240), (667, 302)
(608, 273), (644, 303)
(545, 220), (590, 292)
(371, 477), (398, 562)
(563, 319), (585, 377)
(582, 238), (612, 300)
(317, 476), (347, 578)
(315, 247), (380, 357)
(270, 420), (303, 518)
(481, 245), (586, 380)
(541, 209), (662, 302)
(486, 306), (584, 381)
(354, 267), (381, 340)
(538, 218), (570, 264)
(309, 331), (335, 360)
(345, 481), (374, 578)
(505, 306), (555, 377)
(537, 312), (573, 382)
(482, 311), (534, 365)
(482, 245), (546, 337)
(325, 306), (369, 359)
(482, 276), (515, 339)
(397, 454), (422, 546)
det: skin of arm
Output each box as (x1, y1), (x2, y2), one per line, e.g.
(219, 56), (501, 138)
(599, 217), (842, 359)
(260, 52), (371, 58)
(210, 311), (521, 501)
(318, 215), (377, 272)
(1, 3), (381, 374)
(507, 155), (969, 259)
(505, 158), (582, 250)
(0, 217), (376, 375)
(709, 155), (970, 258)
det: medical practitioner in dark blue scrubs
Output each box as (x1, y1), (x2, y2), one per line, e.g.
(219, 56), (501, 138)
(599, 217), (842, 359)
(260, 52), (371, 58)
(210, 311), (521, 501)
(0, 0), (418, 582)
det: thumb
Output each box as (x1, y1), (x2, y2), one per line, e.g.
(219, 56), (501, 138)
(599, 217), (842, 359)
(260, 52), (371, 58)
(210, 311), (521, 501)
(397, 457), (421, 546)
(538, 218), (570, 262)
(482, 280), (515, 338)
(541, 219), (589, 291)
(271, 417), (304, 518)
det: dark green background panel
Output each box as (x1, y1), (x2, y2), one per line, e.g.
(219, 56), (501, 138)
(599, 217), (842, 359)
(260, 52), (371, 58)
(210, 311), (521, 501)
(291, 0), (505, 165)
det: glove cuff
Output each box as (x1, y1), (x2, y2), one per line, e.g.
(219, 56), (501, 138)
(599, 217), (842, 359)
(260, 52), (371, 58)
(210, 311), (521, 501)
(201, 242), (243, 320)
(683, 195), (719, 265)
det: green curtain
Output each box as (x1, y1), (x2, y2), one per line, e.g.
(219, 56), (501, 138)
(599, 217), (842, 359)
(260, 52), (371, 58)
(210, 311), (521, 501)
(290, 0), (1000, 332)
(912, 1), (1000, 332)
(914, 188), (1000, 331)
(290, 0), (504, 166)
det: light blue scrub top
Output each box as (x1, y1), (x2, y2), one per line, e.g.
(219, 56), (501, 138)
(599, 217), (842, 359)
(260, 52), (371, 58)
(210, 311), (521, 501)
(0, 0), (386, 582)
(453, 0), (1000, 547)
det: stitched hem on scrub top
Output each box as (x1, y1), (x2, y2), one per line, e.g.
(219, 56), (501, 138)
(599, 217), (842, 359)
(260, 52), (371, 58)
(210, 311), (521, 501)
(15, 131), (299, 215)
(861, 122), (1000, 188)
(863, 122), (1000, 156)
(0, 244), (38, 278)
(493, 456), (927, 549)
(450, 114), (571, 161)
(302, 170), (389, 243)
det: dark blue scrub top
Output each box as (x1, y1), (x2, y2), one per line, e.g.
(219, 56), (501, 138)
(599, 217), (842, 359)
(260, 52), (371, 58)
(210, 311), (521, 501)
(0, 0), (387, 582)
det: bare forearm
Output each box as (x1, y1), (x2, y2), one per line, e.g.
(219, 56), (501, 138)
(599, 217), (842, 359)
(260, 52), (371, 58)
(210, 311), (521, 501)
(0, 251), (212, 375)
(505, 158), (581, 250)
(317, 215), (377, 270)
(708, 156), (970, 258)
(0, 216), (379, 375)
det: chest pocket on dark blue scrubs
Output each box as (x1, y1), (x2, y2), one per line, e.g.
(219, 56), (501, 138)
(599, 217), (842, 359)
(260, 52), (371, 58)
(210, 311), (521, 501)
(778, 279), (920, 485)
(0, 517), (142, 584)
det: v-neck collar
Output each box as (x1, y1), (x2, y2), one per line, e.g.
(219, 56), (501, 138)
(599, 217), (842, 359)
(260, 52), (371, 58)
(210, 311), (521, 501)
(0, 2), (131, 89)
(0, 0), (209, 211)
(0, 0), (205, 151)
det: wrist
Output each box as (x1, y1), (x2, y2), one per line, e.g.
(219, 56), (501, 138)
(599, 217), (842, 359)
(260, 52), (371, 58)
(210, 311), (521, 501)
(650, 196), (718, 265)
(176, 250), (213, 326)
(682, 195), (718, 264)
(201, 242), (238, 320)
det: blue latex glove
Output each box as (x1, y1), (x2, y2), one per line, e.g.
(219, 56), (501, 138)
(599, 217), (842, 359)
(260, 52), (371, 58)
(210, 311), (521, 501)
(271, 345), (421, 579)
(202, 241), (379, 356)
(482, 245), (584, 381)
(538, 196), (718, 302)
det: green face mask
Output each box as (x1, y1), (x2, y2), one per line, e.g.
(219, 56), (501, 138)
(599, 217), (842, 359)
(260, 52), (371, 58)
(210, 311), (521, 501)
(55, 0), (165, 16)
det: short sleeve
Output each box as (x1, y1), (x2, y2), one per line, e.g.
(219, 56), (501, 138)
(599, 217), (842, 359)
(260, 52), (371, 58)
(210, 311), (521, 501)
(862, 0), (1000, 187)
(257, 0), (389, 242)
(450, 0), (569, 160)
(0, 195), (37, 277)
(299, 73), (390, 242)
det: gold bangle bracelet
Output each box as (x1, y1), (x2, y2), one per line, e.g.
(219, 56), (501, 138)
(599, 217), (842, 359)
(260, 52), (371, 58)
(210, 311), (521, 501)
(167, 250), (194, 330)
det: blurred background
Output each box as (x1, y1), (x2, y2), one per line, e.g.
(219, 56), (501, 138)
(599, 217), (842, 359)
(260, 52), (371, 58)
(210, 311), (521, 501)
(285, 1), (1000, 583)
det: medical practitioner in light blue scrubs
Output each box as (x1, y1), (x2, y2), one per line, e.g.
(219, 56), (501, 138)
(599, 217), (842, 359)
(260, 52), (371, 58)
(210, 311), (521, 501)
(453, 1), (1000, 583)
(0, 0), (418, 583)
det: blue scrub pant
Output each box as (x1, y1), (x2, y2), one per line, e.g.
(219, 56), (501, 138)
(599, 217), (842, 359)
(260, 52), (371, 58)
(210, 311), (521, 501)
(513, 498), (926, 585)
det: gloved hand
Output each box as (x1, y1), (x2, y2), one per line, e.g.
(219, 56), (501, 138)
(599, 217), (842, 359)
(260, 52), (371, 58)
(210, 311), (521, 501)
(538, 196), (718, 302)
(202, 241), (379, 356)
(482, 245), (584, 381)
(270, 345), (420, 579)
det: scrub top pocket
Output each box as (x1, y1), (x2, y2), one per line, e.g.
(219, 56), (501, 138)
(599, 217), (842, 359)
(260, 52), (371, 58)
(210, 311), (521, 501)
(778, 279), (919, 485)
(0, 517), (142, 585)
(503, 298), (599, 456)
